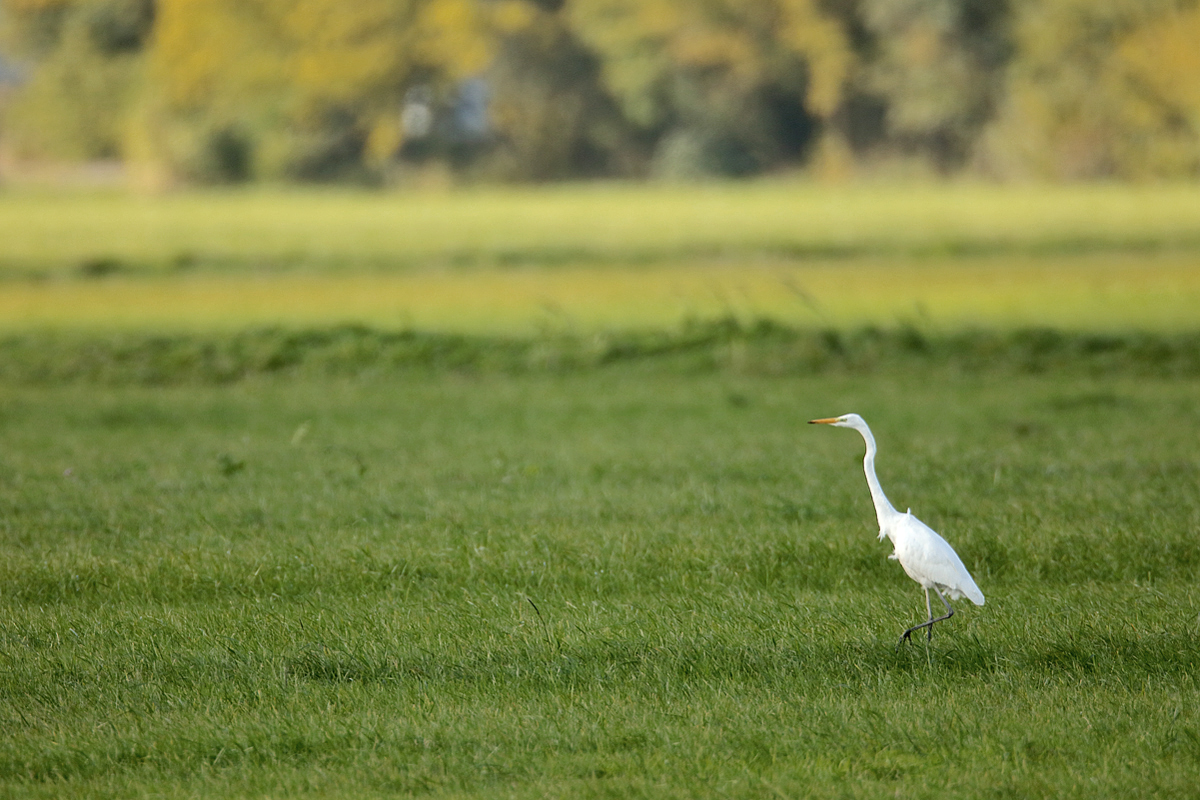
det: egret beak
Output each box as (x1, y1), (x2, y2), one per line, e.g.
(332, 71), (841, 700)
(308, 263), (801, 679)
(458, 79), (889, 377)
(808, 418), (838, 425)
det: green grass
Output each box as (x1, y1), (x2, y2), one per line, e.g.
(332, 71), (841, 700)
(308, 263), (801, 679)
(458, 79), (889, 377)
(3, 352), (1200, 798)
(2, 324), (1200, 385)
(2, 182), (1199, 797)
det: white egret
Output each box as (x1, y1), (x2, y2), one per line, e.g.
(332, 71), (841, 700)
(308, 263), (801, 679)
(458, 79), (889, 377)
(809, 413), (984, 646)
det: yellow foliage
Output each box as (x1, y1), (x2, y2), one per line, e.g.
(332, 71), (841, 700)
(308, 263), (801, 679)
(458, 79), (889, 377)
(490, 0), (537, 34)
(566, 1), (679, 125)
(983, 0), (1200, 179)
(8, 0), (1200, 181)
(364, 117), (403, 165)
(150, 0), (495, 118)
(280, 0), (414, 113)
(1, 1), (145, 160)
(151, 0), (285, 112)
(776, 0), (850, 117)
(415, 0), (492, 79)
(1118, 9), (1200, 122)
(570, 0), (849, 125)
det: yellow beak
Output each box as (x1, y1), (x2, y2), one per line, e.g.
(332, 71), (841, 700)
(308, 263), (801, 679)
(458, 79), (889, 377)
(808, 417), (839, 424)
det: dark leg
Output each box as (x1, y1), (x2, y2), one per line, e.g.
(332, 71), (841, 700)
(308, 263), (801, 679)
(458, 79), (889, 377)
(898, 588), (933, 648)
(925, 588), (934, 641)
(897, 588), (955, 648)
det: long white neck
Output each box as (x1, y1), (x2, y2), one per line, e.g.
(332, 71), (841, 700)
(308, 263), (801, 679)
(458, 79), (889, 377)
(856, 423), (898, 532)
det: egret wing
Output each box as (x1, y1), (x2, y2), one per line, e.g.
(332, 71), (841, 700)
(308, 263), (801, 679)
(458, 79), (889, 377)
(894, 513), (985, 606)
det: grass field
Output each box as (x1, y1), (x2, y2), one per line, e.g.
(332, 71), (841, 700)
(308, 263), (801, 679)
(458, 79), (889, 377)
(3, 366), (1199, 798)
(1, 182), (1199, 798)
(4, 182), (1200, 276)
(2, 182), (1200, 334)
(3, 252), (1200, 334)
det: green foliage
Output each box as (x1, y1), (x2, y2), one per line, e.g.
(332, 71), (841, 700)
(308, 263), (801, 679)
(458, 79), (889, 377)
(0, 0), (75, 59)
(3, 0), (1200, 180)
(569, 0), (849, 177)
(844, 0), (1012, 170)
(81, 0), (153, 54)
(482, 8), (630, 180)
(1, 0), (146, 160)
(981, 0), (1200, 179)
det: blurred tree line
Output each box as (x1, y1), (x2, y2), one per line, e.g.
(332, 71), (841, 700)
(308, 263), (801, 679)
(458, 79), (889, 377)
(1, 0), (1198, 183)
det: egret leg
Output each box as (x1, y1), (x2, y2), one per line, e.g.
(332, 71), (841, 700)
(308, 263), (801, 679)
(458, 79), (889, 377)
(926, 592), (936, 642)
(898, 588), (934, 648)
(925, 588), (934, 641)
(897, 588), (955, 648)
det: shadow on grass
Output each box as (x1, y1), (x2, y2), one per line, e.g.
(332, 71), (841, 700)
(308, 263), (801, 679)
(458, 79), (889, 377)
(283, 624), (1200, 694)
(5, 625), (1197, 786)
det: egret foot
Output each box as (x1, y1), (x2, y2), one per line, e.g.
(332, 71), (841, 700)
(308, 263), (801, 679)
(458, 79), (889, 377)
(897, 588), (954, 648)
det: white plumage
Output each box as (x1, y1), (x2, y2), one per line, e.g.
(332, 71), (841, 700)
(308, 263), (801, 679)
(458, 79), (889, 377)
(810, 413), (984, 645)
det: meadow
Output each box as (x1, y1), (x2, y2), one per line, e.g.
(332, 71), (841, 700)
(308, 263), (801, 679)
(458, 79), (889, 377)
(4, 183), (1200, 278)
(1, 182), (1199, 799)
(2, 182), (1200, 334)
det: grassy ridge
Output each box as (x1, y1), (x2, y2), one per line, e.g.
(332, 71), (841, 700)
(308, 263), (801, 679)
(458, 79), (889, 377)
(2, 367), (1200, 797)
(2, 322), (1199, 385)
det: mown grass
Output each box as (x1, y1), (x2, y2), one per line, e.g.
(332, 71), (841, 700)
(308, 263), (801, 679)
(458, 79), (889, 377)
(3, 253), (1200, 334)
(2, 347), (1200, 798)
(3, 182), (1200, 278)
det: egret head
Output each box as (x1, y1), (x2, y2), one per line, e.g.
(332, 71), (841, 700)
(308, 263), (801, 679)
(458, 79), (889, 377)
(808, 413), (866, 429)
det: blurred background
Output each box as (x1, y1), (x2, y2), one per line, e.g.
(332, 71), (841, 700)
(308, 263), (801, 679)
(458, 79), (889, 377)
(1, 0), (1198, 188)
